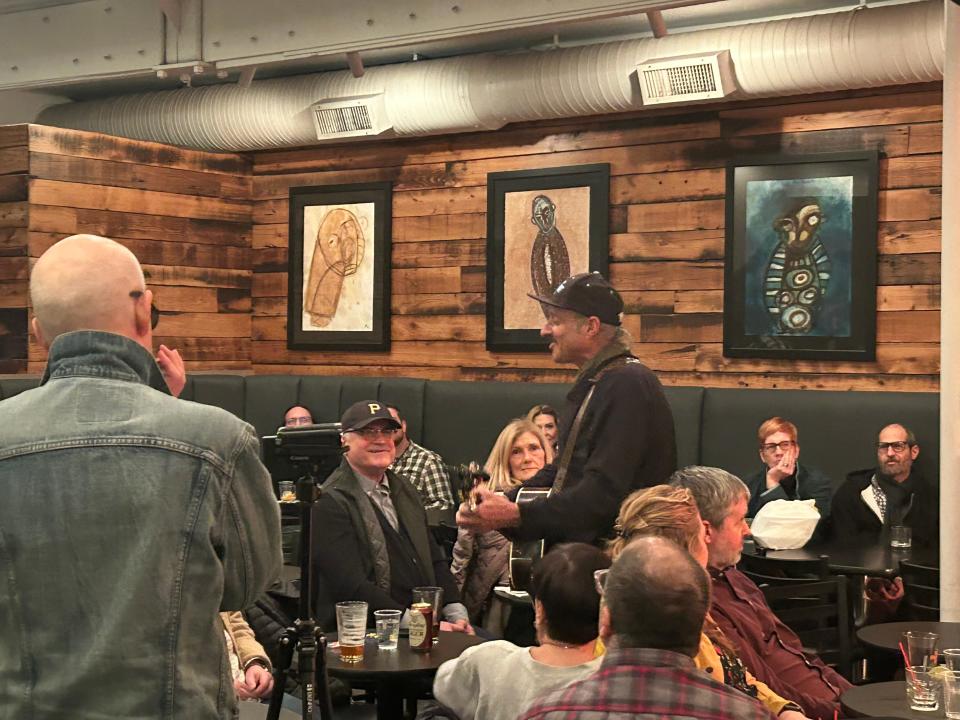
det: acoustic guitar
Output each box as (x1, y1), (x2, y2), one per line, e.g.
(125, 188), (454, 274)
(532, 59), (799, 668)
(508, 487), (552, 591)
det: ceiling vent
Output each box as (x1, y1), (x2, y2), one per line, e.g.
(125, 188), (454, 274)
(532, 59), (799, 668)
(637, 50), (736, 105)
(309, 93), (391, 139)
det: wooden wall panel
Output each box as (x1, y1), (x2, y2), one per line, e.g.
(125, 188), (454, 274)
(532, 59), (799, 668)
(250, 85), (943, 390)
(0, 126), (28, 373)
(0, 124), (253, 374)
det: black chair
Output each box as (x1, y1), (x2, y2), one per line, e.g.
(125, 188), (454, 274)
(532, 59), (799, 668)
(756, 575), (853, 680)
(738, 551), (829, 585)
(899, 560), (939, 620)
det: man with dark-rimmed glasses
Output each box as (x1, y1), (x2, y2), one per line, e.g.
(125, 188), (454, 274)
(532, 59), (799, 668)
(830, 423), (938, 549)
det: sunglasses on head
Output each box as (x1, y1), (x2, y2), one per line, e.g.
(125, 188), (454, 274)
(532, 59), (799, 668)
(129, 290), (160, 330)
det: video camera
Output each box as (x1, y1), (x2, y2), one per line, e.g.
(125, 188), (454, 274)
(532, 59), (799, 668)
(261, 423), (344, 493)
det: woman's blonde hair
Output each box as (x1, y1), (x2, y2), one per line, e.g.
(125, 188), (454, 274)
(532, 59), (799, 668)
(608, 485), (702, 559)
(484, 418), (552, 491)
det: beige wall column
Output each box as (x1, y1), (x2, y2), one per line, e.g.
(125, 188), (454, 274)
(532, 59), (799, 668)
(941, 0), (960, 621)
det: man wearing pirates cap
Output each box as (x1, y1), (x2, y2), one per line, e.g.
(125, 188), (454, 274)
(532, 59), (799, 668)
(458, 272), (677, 548)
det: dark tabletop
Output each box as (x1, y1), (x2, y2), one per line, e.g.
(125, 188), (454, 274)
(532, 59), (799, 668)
(326, 631), (484, 679)
(744, 539), (938, 578)
(841, 680), (944, 719)
(858, 621), (960, 653)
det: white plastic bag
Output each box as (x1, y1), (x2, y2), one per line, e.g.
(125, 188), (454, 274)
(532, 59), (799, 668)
(750, 498), (820, 550)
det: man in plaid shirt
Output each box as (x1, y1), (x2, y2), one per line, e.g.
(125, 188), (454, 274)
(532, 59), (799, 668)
(521, 537), (773, 720)
(388, 405), (455, 510)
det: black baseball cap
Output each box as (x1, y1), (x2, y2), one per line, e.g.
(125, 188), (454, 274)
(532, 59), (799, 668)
(528, 272), (623, 326)
(340, 401), (401, 432)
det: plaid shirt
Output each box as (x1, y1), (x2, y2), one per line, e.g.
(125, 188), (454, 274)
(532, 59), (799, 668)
(520, 647), (774, 720)
(390, 440), (454, 510)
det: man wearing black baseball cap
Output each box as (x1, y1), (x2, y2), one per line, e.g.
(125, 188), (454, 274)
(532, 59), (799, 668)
(458, 272), (677, 548)
(311, 400), (472, 634)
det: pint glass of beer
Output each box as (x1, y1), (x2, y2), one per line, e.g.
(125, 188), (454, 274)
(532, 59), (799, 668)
(336, 601), (368, 662)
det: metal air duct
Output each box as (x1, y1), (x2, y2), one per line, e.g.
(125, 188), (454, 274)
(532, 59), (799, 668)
(37, 0), (945, 151)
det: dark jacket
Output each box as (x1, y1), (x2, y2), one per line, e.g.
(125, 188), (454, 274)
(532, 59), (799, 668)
(829, 467), (939, 549)
(0, 331), (281, 720)
(511, 334), (677, 546)
(312, 459), (460, 629)
(745, 462), (833, 525)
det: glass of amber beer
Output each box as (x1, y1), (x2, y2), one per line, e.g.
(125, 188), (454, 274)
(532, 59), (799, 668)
(336, 601), (368, 662)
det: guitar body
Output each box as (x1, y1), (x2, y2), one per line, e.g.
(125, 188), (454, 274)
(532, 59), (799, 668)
(508, 487), (551, 591)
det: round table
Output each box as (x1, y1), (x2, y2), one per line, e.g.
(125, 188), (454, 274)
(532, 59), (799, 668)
(326, 631), (484, 720)
(858, 622), (960, 654)
(841, 680), (942, 719)
(743, 539), (937, 579)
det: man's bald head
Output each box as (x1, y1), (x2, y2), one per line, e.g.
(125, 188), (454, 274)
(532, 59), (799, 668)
(602, 535), (709, 656)
(30, 234), (153, 350)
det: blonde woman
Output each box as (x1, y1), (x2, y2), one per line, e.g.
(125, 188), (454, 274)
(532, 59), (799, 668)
(609, 486), (810, 720)
(450, 419), (553, 622)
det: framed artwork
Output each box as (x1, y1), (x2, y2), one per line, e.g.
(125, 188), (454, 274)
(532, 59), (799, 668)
(287, 182), (391, 351)
(486, 164), (610, 351)
(723, 151), (878, 361)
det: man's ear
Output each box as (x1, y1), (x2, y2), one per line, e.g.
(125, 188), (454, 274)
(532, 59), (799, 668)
(133, 288), (153, 338)
(702, 520), (715, 545)
(598, 604), (612, 643)
(910, 444), (920, 461)
(31, 317), (49, 349)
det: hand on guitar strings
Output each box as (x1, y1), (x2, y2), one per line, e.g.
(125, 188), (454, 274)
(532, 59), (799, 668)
(456, 487), (520, 533)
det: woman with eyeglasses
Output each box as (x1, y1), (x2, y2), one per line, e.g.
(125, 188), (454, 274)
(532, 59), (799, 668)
(609, 485), (810, 720)
(449, 419), (553, 625)
(744, 417), (832, 526)
(433, 543), (607, 720)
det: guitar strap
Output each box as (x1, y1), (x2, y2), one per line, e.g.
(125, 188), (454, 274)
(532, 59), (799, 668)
(552, 355), (632, 494)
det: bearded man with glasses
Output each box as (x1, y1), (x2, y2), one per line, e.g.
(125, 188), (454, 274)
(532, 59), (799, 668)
(311, 400), (473, 634)
(830, 423), (938, 549)
(744, 417), (833, 531)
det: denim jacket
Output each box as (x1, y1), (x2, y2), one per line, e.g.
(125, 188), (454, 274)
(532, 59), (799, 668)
(0, 331), (282, 719)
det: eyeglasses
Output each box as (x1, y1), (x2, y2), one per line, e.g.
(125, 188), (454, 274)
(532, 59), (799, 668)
(285, 416), (313, 427)
(347, 426), (397, 439)
(593, 568), (609, 595)
(129, 290), (160, 330)
(761, 440), (796, 453)
(878, 441), (912, 453)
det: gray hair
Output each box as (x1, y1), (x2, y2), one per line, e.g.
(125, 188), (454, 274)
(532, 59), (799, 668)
(668, 465), (749, 527)
(604, 536), (708, 656)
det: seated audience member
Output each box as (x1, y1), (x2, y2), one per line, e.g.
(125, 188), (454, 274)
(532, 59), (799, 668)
(745, 417), (832, 524)
(312, 401), (472, 633)
(521, 537), (771, 720)
(526, 404), (560, 455)
(283, 404), (313, 427)
(450, 419), (552, 623)
(831, 423), (938, 549)
(220, 612), (274, 701)
(434, 543), (606, 720)
(611, 485), (807, 719)
(388, 404), (456, 510)
(671, 466), (850, 720)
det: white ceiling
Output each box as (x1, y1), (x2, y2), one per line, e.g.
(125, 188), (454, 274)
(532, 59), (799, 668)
(0, 0), (927, 103)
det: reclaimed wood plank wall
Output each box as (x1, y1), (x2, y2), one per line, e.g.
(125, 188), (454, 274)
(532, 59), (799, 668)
(13, 125), (254, 373)
(249, 84), (942, 391)
(0, 125), (29, 373)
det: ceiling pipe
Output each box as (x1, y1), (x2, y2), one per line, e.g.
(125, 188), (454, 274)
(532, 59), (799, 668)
(37, 0), (945, 152)
(646, 10), (669, 38)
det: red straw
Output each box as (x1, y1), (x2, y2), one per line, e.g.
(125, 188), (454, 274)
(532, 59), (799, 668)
(900, 641), (919, 682)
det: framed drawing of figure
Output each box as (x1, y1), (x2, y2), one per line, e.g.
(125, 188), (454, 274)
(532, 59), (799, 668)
(486, 164), (610, 351)
(723, 151), (878, 361)
(287, 182), (391, 351)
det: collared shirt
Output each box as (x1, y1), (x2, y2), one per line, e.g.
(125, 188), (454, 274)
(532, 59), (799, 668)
(710, 566), (850, 720)
(390, 440), (454, 510)
(520, 646), (773, 720)
(354, 471), (400, 531)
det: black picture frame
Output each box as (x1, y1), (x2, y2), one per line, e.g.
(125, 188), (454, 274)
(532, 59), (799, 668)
(486, 164), (610, 352)
(723, 150), (878, 361)
(287, 182), (391, 351)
